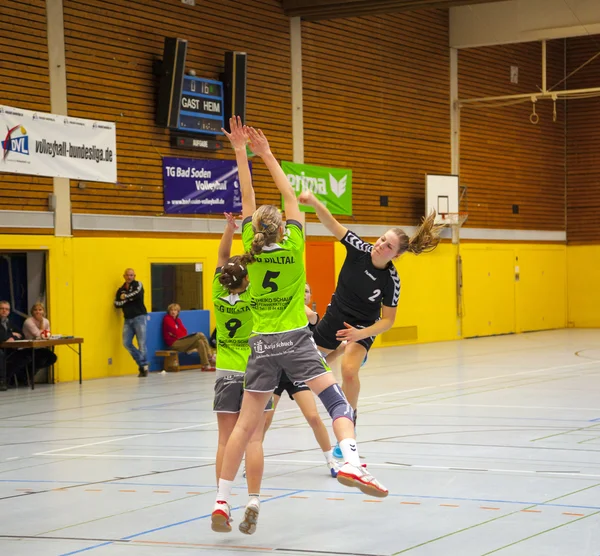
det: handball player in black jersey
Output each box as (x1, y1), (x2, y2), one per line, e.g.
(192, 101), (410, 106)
(298, 190), (443, 444)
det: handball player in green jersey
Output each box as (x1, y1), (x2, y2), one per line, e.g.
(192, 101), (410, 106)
(212, 117), (389, 535)
(212, 211), (272, 535)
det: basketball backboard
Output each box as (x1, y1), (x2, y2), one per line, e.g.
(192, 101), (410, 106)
(425, 174), (459, 223)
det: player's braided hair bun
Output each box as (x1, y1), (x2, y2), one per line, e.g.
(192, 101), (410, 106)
(218, 255), (250, 291)
(250, 205), (282, 255)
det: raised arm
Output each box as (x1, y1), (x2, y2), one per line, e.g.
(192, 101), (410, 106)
(246, 127), (302, 223)
(222, 116), (255, 219)
(217, 212), (239, 268)
(298, 189), (348, 241)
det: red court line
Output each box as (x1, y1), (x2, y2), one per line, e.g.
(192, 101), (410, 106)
(401, 501), (421, 505)
(364, 500), (382, 503)
(119, 489), (136, 493)
(153, 490), (171, 493)
(521, 509), (542, 513)
(134, 540), (273, 550)
(440, 504), (459, 508)
(327, 497), (344, 501)
(290, 496), (309, 499)
(563, 512), (585, 517)
(480, 507), (500, 511)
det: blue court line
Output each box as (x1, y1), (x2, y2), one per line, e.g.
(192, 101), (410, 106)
(4, 478), (600, 512)
(58, 489), (303, 556)
(589, 418), (600, 422)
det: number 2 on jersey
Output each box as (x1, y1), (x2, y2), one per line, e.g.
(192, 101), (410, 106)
(368, 288), (381, 302)
(225, 318), (242, 338)
(262, 270), (280, 293)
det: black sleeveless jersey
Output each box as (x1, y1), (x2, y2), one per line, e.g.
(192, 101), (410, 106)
(329, 230), (400, 322)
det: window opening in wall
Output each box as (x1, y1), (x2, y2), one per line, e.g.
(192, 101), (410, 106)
(151, 263), (204, 312)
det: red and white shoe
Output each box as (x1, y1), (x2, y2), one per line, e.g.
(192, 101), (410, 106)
(337, 463), (389, 498)
(211, 500), (232, 532)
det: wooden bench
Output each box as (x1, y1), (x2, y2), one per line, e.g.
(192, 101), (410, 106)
(155, 350), (215, 372)
(155, 350), (180, 372)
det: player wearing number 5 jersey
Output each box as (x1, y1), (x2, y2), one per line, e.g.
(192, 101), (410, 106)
(298, 189), (443, 450)
(212, 212), (272, 536)
(211, 117), (389, 535)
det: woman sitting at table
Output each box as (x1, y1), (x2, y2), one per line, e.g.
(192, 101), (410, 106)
(22, 303), (58, 370)
(162, 303), (215, 371)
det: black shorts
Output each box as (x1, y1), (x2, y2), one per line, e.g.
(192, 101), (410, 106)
(273, 370), (310, 400)
(312, 309), (376, 353)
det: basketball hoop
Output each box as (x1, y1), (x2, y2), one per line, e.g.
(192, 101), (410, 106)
(439, 212), (468, 227)
(438, 212), (468, 244)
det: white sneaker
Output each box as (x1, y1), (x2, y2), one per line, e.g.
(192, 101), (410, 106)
(337, 463), (388, 498)
(328, 460), (339, 478)
(211, 500), (232, 533)
(239, 497), (260, 535)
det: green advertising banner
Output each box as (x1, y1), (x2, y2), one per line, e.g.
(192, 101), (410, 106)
(281, 161), (352, 216)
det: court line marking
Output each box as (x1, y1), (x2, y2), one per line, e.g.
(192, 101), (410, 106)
(31, 452), (600, 480)
(391, 482), (600, 554)
(360, 360), (598, 401)
(5, 476), (600, 511)
(58, 489), (303, 556)
(480, 510), (600, 555)
(33, 405), (307, 457)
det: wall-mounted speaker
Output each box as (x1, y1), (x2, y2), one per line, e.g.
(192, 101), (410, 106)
(222, 51), (247, 131)
(156, 37), (188, 129)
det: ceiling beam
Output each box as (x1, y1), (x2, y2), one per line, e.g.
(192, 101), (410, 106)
(281, 0), (506, 20)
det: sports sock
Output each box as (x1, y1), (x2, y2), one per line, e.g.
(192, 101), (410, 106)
(323, 449), (334, 463)
(216, 478), (233, 503)
(339, 438), (361, 467)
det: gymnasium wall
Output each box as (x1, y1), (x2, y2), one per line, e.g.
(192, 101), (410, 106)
(458, 39), (566, 230)
(0, 0), (54, 212)
(564, 36), (600, 326)
(301, 10), (451, 226)
(565, 35), (600, 245)
(62, 0), (293, 215)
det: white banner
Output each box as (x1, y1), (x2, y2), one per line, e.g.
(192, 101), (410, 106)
(0, 105), (117, 183)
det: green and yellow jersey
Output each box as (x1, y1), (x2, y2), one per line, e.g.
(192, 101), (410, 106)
(212, 270), (253, 372)
(242, 217), (308, 334)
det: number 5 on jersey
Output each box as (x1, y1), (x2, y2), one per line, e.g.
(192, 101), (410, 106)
(262, 270), (280, 293)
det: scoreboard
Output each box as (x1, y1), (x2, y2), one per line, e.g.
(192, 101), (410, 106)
(177, 76), (224, 135)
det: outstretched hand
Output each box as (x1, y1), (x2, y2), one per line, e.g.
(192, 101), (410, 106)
(245, 126), (271, 158)
(224, 212), (239, 231)
(221, 116), (247, 150)
(336, 322), (364, 343)
(298, 189), (317, 207)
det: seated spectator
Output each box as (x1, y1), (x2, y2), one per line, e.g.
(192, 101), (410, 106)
(0, 300), (31, 386)
(22, 303), (58, 371)
(162, 304), (215, 371)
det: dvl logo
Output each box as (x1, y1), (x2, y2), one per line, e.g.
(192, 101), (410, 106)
(2, 124), (29, 160)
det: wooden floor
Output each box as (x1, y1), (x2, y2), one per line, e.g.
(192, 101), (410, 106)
(1, 328), (600, 555)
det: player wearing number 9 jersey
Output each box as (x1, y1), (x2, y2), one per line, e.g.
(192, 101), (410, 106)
(298, 189), (444, 440)
(211, 210), (273, 537)
(211, 118), (389, 537)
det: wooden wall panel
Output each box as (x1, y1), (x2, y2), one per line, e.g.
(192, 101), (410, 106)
(302, 10), (451, 226)
(566, 36), (600, 244)
(459, 40), (566, 230)
(0, 1), (53, 212)
(63, 0), (292, 215)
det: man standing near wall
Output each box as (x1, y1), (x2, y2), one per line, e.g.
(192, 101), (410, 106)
(114, 269), (149, 377)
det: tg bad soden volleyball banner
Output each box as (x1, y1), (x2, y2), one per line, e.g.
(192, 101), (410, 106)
(0, 105), (117, 183)
(281, 161), (352, 216)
